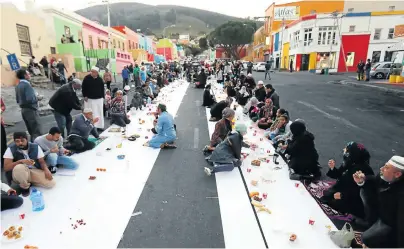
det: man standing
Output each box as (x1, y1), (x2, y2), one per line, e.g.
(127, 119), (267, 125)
(140, 66), (147, 85)
(365, 59), (371, 82)
(133, 64), (140, 87)
(265, 60), (271, 80)
(103, 68), (112, 90)
(35, 127), (78, 173)
(49, 79), (82, 138)
(39, 56), (49, 78)
(247, 61), (253, 75)
(82, 66), (105, 130)
(128, 63), (134, 82)
(15, 68), (41, 142)
(3, 132), (55, 196)
(357, 60), (365, 81)
(57, 59), (68, 84)
(353, 156), (404, 248)
(122, 66), (130, 88)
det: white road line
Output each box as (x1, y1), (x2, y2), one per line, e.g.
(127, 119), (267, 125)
(194, 128), (199, 149)
(326, 106), (343, 112)
(195, 100), (201, 117)
(298, 100), (359, 129)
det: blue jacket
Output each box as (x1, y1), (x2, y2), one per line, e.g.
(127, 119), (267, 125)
(69, 114), (99, 139)
(15, 80), (38, 110)
(140, 70), (147, 82)
(156, 112), (176, 139)
(122, 68), (129, 79)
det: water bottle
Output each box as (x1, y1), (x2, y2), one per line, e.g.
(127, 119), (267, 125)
(147, 97), (151, 105)
(30, 188), (45, 211)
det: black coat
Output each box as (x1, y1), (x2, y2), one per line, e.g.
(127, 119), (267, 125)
(255, 87), (266, 102)
(361, 175), (404, 248)
(49, 83), (81, 115)
(210, 101), (227, 120)
(244, 78), (256, 89)
(202, 89), (215, 107)
(286, 131), (321, 177)
(82, 74), (105, 99)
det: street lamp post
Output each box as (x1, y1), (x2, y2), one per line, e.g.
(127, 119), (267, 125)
(163, 24), (175, 61)
(102, 0), (112, 70)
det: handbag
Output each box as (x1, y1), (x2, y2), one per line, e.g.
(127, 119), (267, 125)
(328, 223), (355, 248)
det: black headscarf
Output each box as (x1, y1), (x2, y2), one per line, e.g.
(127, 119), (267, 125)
(343, 141), (370, 167)
(290, 120), (306, 137)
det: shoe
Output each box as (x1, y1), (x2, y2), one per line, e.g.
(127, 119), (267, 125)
(48, 166), (57, 174)
(21, 187), (30, 197)
(204, 167), (212, 176)
(160, 143), (177, 149)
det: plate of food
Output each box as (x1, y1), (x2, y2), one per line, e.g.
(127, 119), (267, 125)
(2, 225), (24, 243)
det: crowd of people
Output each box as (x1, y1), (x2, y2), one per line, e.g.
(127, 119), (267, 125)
(1, 60), (182, 211)
(200, 59), (404, 248)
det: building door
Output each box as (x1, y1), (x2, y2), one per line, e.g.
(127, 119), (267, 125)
(300, 54), (309, 71)
(275, 57), (279, 69)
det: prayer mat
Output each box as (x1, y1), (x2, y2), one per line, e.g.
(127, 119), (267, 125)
(303, 180), (364, 247)
(88, 136), (108, 147)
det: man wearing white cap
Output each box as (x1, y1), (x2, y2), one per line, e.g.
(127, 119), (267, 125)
(82, 66), (105, 130)
(254, 80), (266, 102)
(65, 108), (99, 153)
(353, 156), (404, 248)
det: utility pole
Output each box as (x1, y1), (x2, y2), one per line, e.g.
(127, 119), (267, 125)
(278, 18), (285, 71)
(102, 0), (112, 70)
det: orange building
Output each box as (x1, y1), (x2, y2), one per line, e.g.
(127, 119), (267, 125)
(253, 26), (266, 62)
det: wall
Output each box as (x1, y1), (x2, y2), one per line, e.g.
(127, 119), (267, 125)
(130, 49), (147, 63)
(338, 34), (371, 72)
(344, 1), (404, 13)
(0, 3), (55, 86)
(53, 15), (82, 46)
(281, 42), (290, 69)
(82, 23), (108, 50)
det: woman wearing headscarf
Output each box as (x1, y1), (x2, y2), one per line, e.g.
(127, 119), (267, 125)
(269, 109), (288, 132)
(204, 122), (248, 176)
(257, 98), (274, 130)
(320, 142), (374, 218)
(243, 97), (260, 121)
(236, 86), (249, 106)
(209, 98), (233, 121)
(286, 120), (321, 180)
(226, 84), (236, 97)
(202, 84), (216, 107)
(196, 68), (207, 88)
(204, 108), (234, 152)
(110, 90), (131, 131)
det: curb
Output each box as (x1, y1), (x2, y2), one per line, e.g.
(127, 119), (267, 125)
(332, 80), (404, 98)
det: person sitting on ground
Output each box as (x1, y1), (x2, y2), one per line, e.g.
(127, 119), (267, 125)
(143, 81), (154, 101)
(254, 81), (266, 102)
(320, 142), (374, 220)
(285, 120), (321, 180)
(209, 98), (233, 121)
(204, 123), (248, 176)
(196, 68), (207, 88)
(65, 108), (99, 153)
(1, 180), (23, 211)
(202, 84), (216, 107)
(269, 109), (288, 132)
(257, 98), (274, 130)
(3, 132), (55, 196)
(243, 97), (260, 121)
(265, 84), (280, 109)
(265, 114), (289, 141)
(144, 104), (176, 149)
(239, 71), (246, 84)
(204, 108), (234, 153)
(236, 86), (249, 106)
(270, 114), (292, 146)
(150, 80), (159, 97)
(226, 83), (237, 97)
(353, 156), (404, 248)
(34, 127), (79, 174)
(110, 90), (131, 132)
(244, 73), (256, 93)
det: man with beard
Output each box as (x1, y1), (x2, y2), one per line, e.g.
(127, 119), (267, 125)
(82, 66), (105, 131)
(254, 81), (266, 102)
(353, 156), (404, 248)
(265, 84), (280, 109)
(3, 132), (55, 196)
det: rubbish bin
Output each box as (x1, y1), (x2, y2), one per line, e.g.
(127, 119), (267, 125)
(324, 68), (329, 75)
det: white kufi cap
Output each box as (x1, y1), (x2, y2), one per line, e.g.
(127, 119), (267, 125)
(91, 66), (99, 72)
(83, 108), (93, 113)
(388, 156), (404, 170)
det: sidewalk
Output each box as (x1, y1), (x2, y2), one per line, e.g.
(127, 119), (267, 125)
(337, 79), (404, 98)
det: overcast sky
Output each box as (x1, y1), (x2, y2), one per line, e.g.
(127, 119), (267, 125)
(4, 0), (286, 18)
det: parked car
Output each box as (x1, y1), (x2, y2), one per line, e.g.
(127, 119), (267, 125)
(370, 62), (403, 79)
(252, 63), (258, 71)
(256, 62), (266, 72)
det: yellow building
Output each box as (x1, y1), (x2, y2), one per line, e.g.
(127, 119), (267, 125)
(253, 26), (266, 62)
(0, 3), (56, 86)
(109, 27), (127, 53)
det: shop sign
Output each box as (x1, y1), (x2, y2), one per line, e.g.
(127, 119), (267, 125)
(274, 6), (299, 21)
(394, 24), (404, 38)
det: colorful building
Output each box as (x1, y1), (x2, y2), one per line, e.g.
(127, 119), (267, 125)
(156, 38), (177, 61)
(253, 26), (266, 62)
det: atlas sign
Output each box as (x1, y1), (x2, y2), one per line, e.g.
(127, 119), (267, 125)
(274, 6), (299, 21)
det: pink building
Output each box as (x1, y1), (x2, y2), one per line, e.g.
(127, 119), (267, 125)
(82, 20), (109, 50)
(112, 26), (140, 50)
(116, 51), (134, 73)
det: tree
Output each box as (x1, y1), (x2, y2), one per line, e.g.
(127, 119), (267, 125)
(199, 37), (208, 50)
(207, 21), (257, 59)
(183, 45), (202, 57)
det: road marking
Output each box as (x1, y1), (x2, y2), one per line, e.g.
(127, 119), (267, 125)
(195, 100), (201, 117)
(326, 106), (343, 112)
(194, 128), (199, 149)
(298, 101), (359, 129)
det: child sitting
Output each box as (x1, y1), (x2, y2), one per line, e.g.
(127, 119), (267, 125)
(104, 89), (112, 118)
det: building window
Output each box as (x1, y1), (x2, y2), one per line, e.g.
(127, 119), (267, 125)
(384, 51), (393, 61)
(304, 28), (313, 46)
(371, 51), (381, 63)
(89, 35), (93, 49)
(16, 24), (32, 56)
(50, 47), (56, 54)
(388, 28), (394, 39)
(129, 41), (132, 50)
(349, 25), (355, 32)
(97, 38), (102, 49)
(373, 28), (382, 40)
(64, 26), (71, 37)
(292, 30), (300, 48)
(388, 6), (395, 11)
(113, 39), (116, 48)
(318, 26), (337, 45)
(123, 43), (125, 51)
(348, 8), (354, 13)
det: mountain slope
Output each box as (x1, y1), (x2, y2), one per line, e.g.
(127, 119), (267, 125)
(76, 2), (253, 37)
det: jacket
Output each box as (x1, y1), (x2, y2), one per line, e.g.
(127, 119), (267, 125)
(49, 82), (81, 115)
(207, 131), (243, 164)
(82, 74), (105, 99)
(122, 69), (129, 79)
(69, 114), (99, 139)
(15, 80), (38, 110)
(255, 87), (266, 102)
(266, 90), (280, 109)
(210, 119), (232, 147)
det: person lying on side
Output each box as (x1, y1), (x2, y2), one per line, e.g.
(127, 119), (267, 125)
(204, 108), (234, 153)
(204, 123), (248, 176)
(320, 142), (374, 220)
(285, 120), (321, 181)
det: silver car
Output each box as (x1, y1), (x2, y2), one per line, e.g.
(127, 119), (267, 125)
(370, 62), (403, 79)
